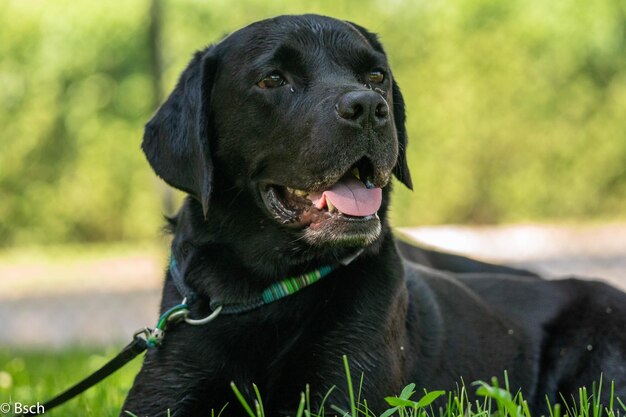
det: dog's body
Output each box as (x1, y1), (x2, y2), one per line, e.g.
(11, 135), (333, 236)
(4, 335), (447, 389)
(123, 15), (626, 417)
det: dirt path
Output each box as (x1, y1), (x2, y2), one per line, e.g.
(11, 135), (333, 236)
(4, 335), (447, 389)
(400, 223), (626, 290)
(1, 224), (624, 348)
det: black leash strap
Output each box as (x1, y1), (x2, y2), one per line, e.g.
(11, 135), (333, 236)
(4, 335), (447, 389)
(15, 336), (147, 416)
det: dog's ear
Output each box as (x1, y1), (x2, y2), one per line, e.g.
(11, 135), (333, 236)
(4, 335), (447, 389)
(142, 48), (218, 216)
(345, 22), (413, 190)
(389, 81), (413, 190)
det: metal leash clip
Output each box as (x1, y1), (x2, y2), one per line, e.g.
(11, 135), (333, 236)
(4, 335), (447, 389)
(134, 299), (223, 348)
(132, 327), (164, 348)
(134, 303), (190, 347)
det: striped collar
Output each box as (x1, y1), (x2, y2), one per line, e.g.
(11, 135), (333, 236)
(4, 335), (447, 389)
(169, 249), (363, 315)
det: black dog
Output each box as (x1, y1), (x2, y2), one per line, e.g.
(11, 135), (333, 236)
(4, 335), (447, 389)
(123, 14), (626, 417)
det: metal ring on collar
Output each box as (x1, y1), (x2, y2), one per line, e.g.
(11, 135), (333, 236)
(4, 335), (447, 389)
(184, 305), (223, 325)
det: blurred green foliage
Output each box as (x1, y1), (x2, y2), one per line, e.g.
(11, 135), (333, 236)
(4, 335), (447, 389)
(1, 0), (625, 247)
(0, 348), (140, 415)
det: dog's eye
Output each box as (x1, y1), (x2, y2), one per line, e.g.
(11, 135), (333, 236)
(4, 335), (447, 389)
(367, 70), (385, 84)
(257, 72), (286, 89)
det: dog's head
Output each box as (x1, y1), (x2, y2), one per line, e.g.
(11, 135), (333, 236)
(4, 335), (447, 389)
(143, 15), (411, 255)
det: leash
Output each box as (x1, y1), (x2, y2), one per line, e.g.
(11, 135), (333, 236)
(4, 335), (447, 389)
(14, 337), (148, 416)
(20, 249), (363, 415)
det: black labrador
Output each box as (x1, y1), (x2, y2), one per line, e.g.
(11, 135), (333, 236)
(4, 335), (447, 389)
(123, 14), (626, 417)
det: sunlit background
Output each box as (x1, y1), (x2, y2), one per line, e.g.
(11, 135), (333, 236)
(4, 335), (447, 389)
(2, 0), (626, 247)
(0, 0), (625, 410)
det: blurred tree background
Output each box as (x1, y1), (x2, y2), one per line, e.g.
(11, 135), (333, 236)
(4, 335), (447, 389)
(1, 0), (625, 248)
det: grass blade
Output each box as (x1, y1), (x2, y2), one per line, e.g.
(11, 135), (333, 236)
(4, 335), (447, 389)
(343, 355), (357, 417)
(616, 396), (626, 412)
(216, 402), (229, 417)
(305, 384), (311, 417)
(400, 383), (417, 400)
(252, 383), (265, 417)
(295, 392), (306, 417)
(331, 404), (351, 416)
(230, 382), (257, 417)
(379, 406), (399, 417)
(415, 390), (446, 408)
(318, 385), (337, 416)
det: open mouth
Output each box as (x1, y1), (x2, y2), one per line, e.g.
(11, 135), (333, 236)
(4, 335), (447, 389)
(260, 159), (384, 230)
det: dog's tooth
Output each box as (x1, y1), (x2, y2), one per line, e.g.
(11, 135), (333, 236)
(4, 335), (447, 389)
(293, 189), (308, 197)
(352, 168), (361, 180)
(327, 199), (336, 213)
(286, 188), (308, 197)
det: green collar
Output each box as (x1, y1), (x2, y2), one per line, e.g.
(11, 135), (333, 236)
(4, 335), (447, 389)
(169, 249), (363, 315)
(142, 249), (363, 347)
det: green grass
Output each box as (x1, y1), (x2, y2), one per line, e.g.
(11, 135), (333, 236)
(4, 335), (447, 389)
(0, 347), (140, 416)
(1, 350), (623, 417)
(232, 357), (625, 417)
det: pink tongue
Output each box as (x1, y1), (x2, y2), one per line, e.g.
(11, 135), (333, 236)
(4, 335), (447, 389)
(310, 177), (382, 217)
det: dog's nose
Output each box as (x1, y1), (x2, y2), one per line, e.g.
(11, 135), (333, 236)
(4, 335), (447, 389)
(336, 91), (389, 129)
